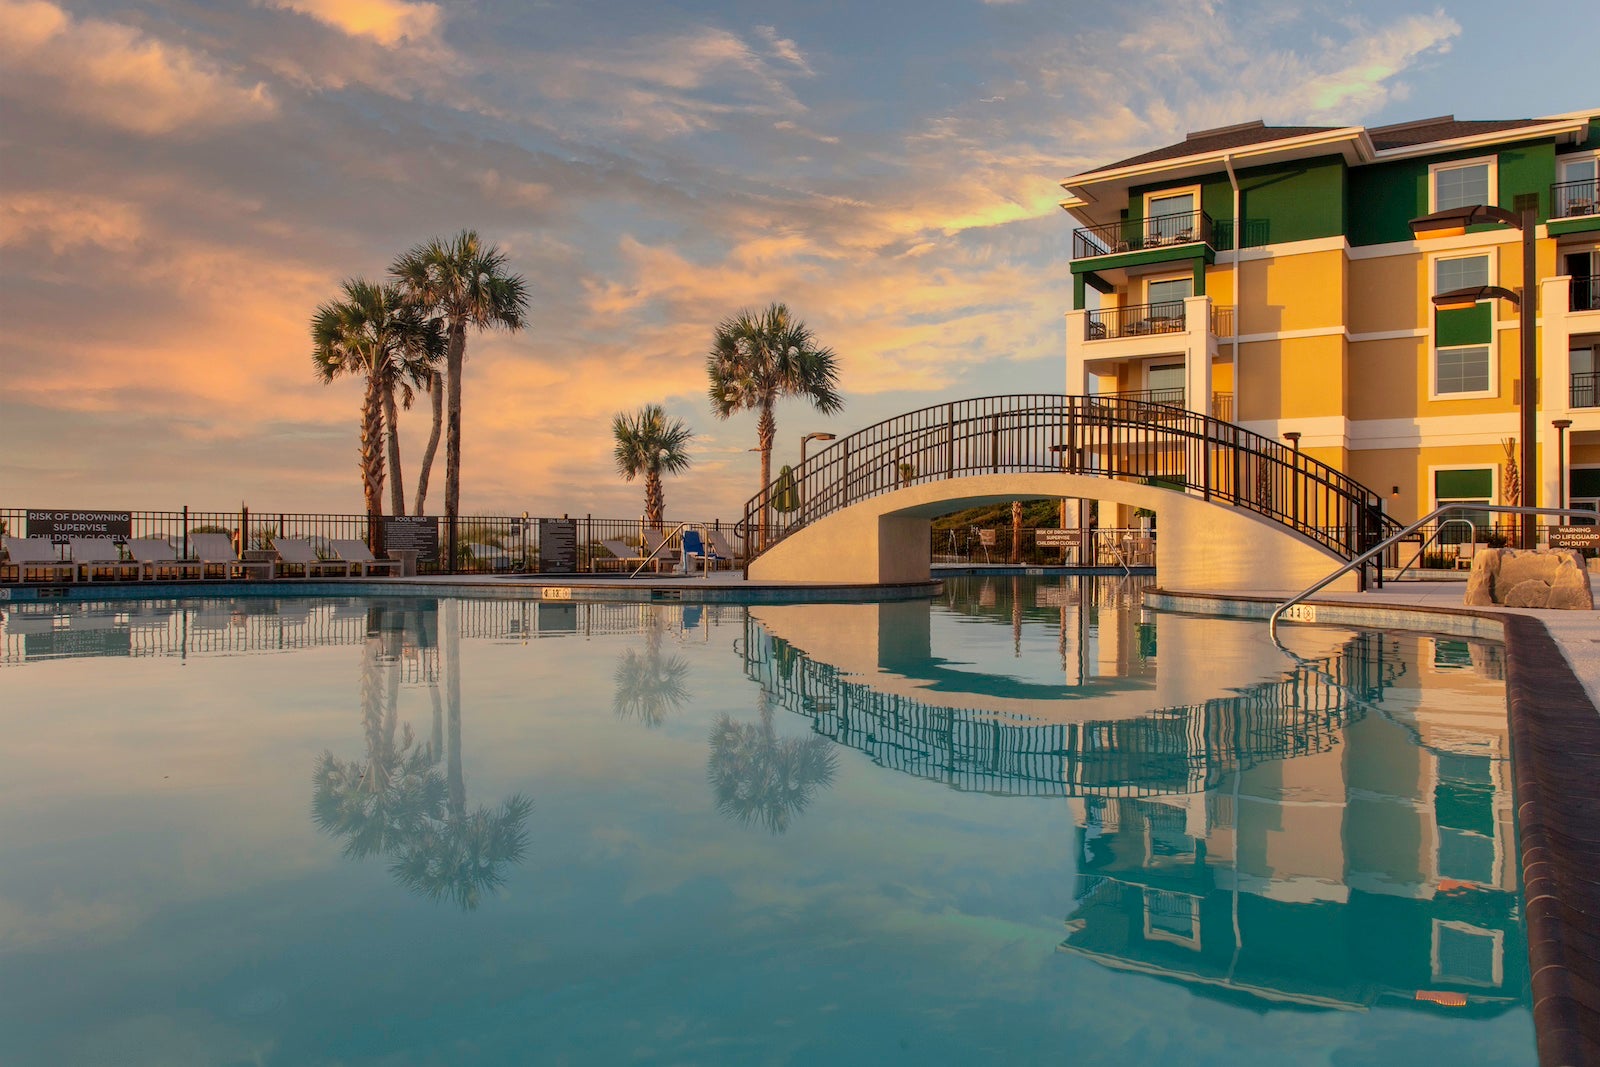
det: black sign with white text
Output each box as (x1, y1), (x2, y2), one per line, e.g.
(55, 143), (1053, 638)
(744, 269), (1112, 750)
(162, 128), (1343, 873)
(1549, 527), (1600, 551)
(381, 516), (440, 562)
(27, 510), (132, 539)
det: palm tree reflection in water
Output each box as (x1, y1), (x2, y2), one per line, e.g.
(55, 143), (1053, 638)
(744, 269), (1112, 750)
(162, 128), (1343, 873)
(613, 611), (692, 728)
(708, 689), (838, 835)
(312, 602), (531, 910)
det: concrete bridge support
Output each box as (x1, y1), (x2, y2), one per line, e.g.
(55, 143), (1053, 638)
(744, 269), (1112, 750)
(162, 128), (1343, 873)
(747, 472), (1359, 594)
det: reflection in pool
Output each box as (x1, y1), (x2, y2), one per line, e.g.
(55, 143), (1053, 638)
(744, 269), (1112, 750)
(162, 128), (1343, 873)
(0, 579), (1533, 1065)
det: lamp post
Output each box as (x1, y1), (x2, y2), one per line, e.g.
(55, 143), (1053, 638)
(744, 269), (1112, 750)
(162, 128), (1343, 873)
(1553, 419), (1573, 515)
(1282, 432), (1301, 526)
(1411, 203), (1539, 548)
(799, 432), (835, 513)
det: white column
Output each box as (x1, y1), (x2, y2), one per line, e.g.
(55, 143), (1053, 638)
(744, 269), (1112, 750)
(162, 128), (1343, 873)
(1065, 309), (1090, 394)
(1183, 295), (1213, 417)
(1540, 276), (1573, 514)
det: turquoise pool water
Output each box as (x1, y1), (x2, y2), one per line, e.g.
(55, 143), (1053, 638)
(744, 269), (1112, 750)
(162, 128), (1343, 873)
(0, 577), (1533, 1065)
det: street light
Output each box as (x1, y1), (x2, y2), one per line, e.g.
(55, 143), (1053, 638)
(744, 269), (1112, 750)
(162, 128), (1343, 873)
(1411, 202), (1538, 547)
(1282, 432), (1302, 526)
(800, 431), (836, 467)
(1554, 419), (1574, 514)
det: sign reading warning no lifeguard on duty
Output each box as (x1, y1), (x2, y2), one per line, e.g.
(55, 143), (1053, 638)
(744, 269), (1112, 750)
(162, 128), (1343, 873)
(26, 510), (133, 539)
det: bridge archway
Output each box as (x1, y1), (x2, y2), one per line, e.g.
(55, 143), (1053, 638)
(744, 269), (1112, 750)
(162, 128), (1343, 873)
(741, 395), (1393, 593)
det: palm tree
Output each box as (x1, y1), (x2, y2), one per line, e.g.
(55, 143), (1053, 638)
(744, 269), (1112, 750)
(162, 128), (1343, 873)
(381, 329), (445, 517)
(707, 303), (842, 549)
(391, 232), (530, 563)
(613, 610), (691, 728)
(612, 404), (694, 530)
(312, 279), (441, 537)
(707, 691), (838, 835)
(413, 366), (445, 515)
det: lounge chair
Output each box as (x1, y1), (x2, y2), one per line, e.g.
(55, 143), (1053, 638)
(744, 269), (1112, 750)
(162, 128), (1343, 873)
(273, 537), (351, 578)
(598, 539), (648, 572)
(704, 529), (745, 569)
(69, 538), (141, 582)
(127, 538), (204, 580)
(641, 529), (680, 573)
(330, 538), (401, 577)
(2, 536), (76, 583)
(188, 533), (274, 580)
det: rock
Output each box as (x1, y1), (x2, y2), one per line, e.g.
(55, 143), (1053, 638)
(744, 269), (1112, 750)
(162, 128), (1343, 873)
(1497, 548), (1551, 590)
(1502, 579), (1552, 608)
(1548, 552), (1595, 610)
(1464, 548), (1501, 606)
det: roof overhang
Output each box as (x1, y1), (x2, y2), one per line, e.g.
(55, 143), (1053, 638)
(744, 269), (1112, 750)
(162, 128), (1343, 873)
(1369, 116), (1594, 161)
(1059, 128), (1367, 228)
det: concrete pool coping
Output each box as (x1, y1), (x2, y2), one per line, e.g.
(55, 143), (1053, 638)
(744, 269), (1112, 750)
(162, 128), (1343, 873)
(1148, 584), (1600, 1067)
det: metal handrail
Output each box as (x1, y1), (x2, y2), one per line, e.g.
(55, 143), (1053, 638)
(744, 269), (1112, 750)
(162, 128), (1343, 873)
(1394, 517), (1476, 577)
(1268, 504), (1596, 646)
(628, 520), (691, 578)
(741, 394), (1398, 573)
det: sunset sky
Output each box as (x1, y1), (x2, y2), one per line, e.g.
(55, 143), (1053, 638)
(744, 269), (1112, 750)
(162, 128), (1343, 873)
(1, 0), (1589, 522)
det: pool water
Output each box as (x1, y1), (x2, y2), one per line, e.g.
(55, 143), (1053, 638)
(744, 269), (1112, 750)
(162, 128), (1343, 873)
(0, 577), (1534, 1065)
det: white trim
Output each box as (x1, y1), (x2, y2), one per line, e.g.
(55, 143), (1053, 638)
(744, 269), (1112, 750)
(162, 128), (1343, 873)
(1426, 246), (1498, 401)
(1347, 413), (1520, 450)
(1235, 326), (1346, 345)
(1428, 155), (1498, 214)
(1348, 328), (1427, 343)
(1061, 128), (1366, 190)
(1234, 235), (1348, 262)
(1347, 228), (1526, 260)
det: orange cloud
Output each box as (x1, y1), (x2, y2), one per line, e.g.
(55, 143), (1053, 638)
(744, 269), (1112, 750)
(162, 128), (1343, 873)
(0, 0), (276, 135)
(262, 0), (443, 47)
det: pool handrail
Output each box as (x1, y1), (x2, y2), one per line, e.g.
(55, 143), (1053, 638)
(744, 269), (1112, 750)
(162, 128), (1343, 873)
(1268, 504), (1596, 649)
(629, 521), (691, 578)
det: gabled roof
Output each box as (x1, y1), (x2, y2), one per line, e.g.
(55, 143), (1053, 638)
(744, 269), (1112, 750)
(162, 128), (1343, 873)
(1076, 121), (1342, 177)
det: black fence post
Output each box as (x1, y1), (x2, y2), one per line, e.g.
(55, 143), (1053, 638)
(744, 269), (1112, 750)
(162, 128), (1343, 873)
(182, 506), (189, 558)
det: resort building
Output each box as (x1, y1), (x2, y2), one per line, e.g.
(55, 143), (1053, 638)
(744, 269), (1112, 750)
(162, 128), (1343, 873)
(1061, 109), (1600, 531)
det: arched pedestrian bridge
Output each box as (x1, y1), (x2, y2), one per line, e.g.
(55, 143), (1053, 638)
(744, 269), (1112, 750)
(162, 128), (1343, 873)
(743, 394), (1397, 593)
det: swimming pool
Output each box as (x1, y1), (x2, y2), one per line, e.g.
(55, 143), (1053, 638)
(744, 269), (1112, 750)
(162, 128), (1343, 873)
(0, 577), (1534, 1064)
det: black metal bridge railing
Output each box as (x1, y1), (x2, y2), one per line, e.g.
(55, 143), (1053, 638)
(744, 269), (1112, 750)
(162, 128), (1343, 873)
(740, 394), (1398, 570)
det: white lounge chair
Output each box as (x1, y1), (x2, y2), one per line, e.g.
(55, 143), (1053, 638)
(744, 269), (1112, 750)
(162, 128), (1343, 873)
(127, 538), (204, 580)
(702, 529), (744, 571)
(273, 537), (351, 578)
(330, 538), (401, 577)
(598, 539), (649, 572)
(641, 529), (680, 573)
(2, 536), (76, 583)
(69, 538), (141, 582)
(189, 533), (274, 580)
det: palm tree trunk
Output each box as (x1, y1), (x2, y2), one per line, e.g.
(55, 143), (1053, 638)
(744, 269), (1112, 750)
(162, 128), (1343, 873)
(757, 403), (776, 550)
(415, 369), (443, 515)
(646, 469), (664, 529)
(444, 598), (465, 820)
(361, 375), (386, 536)
(443, 321), (467, 571)
(383, 385), (406, 518)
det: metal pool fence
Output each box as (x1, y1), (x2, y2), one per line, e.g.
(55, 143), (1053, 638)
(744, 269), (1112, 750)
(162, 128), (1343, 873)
(0, 507), (748, 575)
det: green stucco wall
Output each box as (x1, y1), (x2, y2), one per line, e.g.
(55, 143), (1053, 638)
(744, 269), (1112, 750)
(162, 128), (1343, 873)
(1131, 157), (1346, 251)
(1348, 138), (1558, 247)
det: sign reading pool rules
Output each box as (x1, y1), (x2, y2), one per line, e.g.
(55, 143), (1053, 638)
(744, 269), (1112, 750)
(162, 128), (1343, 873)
(27, 510), (132, 540)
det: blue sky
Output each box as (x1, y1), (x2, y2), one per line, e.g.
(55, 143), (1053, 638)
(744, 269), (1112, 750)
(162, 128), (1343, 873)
(0, 0), (1591, 521)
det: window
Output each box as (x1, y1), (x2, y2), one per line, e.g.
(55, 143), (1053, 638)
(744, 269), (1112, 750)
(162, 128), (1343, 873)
(1147, 363), (1185, 394)
(1436, 346), (1490, 394)
(1146, 276), (1192, 315)
(1432, 921), (1504, 988)
(1144, 187), (1199, 245)
(1434, 468), (1493, 530)
(1435, 254), (1490, 295)
(1432, 159), (1493, 211)
(1558, 155), (1598, 217)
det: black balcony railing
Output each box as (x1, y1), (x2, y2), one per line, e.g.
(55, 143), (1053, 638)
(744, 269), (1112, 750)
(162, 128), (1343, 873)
(1094, 389), (1233, 422)
(1571, 371), (1600, 409)
(1572, 275), (1599, 313)
(1210, 304), (1235, 338)
(1552, 178), (1599, 219)
(1085, 301), (1187, 340)
(1073, 210), (1215, 260)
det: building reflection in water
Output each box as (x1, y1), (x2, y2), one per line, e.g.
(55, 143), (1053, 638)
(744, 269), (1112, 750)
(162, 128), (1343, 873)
(736, 576), (1523, 1015)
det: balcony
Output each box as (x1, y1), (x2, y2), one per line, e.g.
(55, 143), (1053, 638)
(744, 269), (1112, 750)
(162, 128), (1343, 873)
(1084, 301), (1235, 341)
(1553, 178), (1599, 219)
(1073, 210), (1216, 261)
(1573, 276), (1599, 313)
(1571, 371), (1600, 409)
(1096, 388), (1234, 421)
